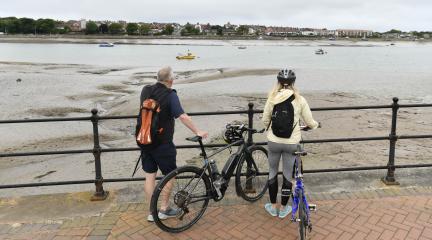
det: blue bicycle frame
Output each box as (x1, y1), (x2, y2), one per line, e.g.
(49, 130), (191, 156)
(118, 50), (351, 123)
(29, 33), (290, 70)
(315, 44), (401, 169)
(290, 155), (311, 224)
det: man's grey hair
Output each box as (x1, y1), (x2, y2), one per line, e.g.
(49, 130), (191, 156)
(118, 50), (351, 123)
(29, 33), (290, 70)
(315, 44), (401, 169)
(157, 66), (175, 83)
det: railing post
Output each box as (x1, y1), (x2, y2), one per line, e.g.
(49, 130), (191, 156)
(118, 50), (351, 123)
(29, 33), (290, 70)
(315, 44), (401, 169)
(247, 102), (254, 146)
(90, 109), (109, 201)
(245, 103), (255, 192)
(382, 97), (400, 185)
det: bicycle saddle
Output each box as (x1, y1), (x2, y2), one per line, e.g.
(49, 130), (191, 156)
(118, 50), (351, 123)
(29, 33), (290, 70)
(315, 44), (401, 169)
(186, 136), (202, 142)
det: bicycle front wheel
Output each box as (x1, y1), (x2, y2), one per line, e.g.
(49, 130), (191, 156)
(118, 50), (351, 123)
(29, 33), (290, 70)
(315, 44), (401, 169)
(150, 166), (212, 233)
(298, 192), (307, 240)
(235, 145), (269, 202)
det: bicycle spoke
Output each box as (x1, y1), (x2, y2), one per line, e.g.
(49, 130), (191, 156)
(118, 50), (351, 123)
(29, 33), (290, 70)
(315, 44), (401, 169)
(236, 147), (269, 201)
(154, 169), (210, 232)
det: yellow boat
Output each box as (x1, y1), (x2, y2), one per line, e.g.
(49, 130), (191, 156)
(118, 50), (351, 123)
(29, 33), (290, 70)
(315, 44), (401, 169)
(176, 52), (196, 60)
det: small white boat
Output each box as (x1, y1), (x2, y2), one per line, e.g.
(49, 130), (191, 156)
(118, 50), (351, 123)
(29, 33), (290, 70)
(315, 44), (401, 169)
(315, 49), (327, 55)
(99, 42), (114, 47)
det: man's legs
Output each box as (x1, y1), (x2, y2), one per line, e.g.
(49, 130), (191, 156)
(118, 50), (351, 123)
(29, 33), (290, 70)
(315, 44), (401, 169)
(160, 178), (175, 211)
(154, 142), (178, 212)
(144, 171), (157, 214)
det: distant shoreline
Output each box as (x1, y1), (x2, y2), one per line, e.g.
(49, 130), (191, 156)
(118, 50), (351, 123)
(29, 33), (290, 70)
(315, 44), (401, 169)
(0, 34), (429, 45)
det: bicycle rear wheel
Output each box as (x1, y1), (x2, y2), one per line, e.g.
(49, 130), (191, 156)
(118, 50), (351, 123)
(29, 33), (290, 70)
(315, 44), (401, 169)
(235, 145), (268, 202)
(150, 166), (211, 233)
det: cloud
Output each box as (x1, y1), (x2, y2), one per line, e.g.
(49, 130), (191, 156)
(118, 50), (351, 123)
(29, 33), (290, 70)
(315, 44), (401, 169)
(1, 0), (431, 31)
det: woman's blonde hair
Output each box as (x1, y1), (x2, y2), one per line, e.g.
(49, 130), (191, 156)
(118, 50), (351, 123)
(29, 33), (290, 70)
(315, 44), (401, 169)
(268, 82), (300, 100)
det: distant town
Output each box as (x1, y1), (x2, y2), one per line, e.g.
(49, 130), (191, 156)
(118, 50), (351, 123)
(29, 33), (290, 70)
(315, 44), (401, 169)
(0, 17), (431, 40)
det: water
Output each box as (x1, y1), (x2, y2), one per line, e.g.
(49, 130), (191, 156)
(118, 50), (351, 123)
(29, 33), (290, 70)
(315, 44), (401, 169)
(1, 40), (432, 101)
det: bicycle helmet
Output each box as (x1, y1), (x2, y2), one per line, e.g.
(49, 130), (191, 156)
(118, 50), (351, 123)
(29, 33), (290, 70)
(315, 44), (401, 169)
(223, 124), (243, 143)
(277, 68), (296, 85)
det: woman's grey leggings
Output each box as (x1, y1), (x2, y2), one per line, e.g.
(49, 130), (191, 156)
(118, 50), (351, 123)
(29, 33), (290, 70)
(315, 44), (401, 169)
(267, 141), (299, 205)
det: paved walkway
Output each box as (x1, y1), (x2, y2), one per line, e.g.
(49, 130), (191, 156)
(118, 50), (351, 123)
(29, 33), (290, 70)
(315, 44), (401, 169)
(1, 187), (432, 240)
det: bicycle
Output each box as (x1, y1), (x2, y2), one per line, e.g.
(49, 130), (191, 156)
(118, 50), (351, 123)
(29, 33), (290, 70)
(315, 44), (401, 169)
(150, 123), (268, 233)
(287, 126), (317, 240)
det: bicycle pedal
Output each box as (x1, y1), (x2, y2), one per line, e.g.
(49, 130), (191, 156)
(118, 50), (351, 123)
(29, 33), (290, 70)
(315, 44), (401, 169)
(308, 204), (317, 212)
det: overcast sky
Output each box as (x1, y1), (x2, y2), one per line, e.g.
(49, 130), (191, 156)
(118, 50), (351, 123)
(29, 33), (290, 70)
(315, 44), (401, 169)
(1, 0), (431, 32)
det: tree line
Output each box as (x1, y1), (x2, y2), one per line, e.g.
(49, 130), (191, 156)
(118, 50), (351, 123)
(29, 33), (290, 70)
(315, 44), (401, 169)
(0, 17), (65, 34)
(0, 17), (246, 36)
(0, 17), (175, 35)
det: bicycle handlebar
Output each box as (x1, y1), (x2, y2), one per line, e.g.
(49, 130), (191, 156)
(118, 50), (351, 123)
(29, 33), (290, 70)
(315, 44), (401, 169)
(300, 122), (322, 131)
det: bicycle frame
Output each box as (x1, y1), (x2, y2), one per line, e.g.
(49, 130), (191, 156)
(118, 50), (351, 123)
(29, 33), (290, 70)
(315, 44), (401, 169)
(180, 125), (264, 203)
(201, 139), (247, 199)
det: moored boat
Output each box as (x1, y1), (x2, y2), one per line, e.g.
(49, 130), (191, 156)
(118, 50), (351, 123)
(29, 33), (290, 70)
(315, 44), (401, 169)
(315, 48), (326, 55)
(176, 51), (196, 60)
(99, 42), (114, 47)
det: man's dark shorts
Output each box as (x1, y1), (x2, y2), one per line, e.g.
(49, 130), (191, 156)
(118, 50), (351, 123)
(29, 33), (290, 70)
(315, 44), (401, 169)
(141, 142), (177, 175)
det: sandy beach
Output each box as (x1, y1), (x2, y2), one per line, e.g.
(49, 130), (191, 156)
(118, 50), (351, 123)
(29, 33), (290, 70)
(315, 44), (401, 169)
(0, 43), (431, 197)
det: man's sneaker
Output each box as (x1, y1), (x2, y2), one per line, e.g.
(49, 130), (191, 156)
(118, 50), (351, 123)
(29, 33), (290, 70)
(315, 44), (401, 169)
(264, 203), (278, 217)
(279, 205), (292, 219)
(147, 214), (154, 222)
(158, 207), (180, 220)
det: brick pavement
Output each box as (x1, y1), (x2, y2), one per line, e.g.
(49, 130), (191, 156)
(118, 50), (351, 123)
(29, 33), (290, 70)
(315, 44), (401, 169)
(1, 187), (432, 240)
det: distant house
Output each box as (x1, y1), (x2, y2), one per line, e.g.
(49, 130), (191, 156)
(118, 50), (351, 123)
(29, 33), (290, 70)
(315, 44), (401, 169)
(118, 20), (127, 28)
(265, 26), (299, 36)
(312, 29), (338, 37)
(80, 19), (87, 30)
(66, 20), (82, 32)
(337, 29), (373, 38)
(222, 28), (237, 36)
(382, 33), (400, 39)
(194, 23), (202, 33)
(224, 22), (233, 29)
(301, 31), (317, 36)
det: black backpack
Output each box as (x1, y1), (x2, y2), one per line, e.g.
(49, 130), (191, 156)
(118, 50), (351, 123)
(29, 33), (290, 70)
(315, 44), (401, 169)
(135, 84), (171, 151)
(268, 95), (297, 138)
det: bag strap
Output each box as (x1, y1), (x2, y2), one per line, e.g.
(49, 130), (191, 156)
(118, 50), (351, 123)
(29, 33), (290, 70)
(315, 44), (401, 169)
(132, 153), (142, 177)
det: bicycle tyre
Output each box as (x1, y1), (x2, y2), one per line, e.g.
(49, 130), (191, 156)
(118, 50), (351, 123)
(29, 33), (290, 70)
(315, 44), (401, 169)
(298, 191), (307, 240)
(150, 166), (212, 233)
(235, 145), (269, 202)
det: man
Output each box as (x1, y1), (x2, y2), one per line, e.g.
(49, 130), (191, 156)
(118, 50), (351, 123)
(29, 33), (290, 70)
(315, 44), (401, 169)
(138, 66), (208, 222)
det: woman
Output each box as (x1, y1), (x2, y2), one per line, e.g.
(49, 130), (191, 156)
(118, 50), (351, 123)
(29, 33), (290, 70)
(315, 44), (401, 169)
(262, 69), (319, 218)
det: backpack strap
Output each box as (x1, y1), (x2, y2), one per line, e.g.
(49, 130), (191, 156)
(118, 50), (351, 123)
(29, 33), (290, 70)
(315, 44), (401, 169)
(140, 84), (172, 109)
(266, 94), (296, 131)
(131, 153), (142, 177)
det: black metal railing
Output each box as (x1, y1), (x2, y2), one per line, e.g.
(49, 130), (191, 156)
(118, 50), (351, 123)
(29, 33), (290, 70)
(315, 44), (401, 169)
(0, 97), (431, 200)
